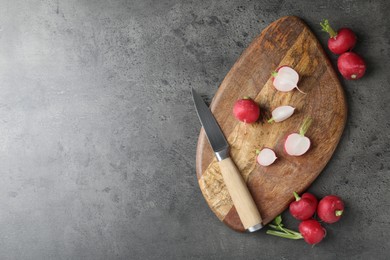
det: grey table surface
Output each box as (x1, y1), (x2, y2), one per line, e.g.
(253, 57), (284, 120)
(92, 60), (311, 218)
(0, 0), (389, 259)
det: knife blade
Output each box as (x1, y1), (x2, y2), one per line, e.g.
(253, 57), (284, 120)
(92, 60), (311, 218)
(191, 89), (229, 161)
(192, 89), (263, 232)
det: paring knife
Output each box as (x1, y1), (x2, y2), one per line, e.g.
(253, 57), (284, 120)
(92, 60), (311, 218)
(192, 89), (263, 232)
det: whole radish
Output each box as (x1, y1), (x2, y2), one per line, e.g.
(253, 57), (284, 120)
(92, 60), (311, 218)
(289, 192), (318, 220)
(272, 66), (305, 94)
(268, 106), (295, 123)
(337, 52), (366, 80)
(267, 215), (326, 246)
(299, 219), (326, 245)
(317, 195), (345, 223)
(256, 148), (277, 166)
(320, 19), (357, 55)
(233, 97), (260, 123)
(285, 117), (312, 156)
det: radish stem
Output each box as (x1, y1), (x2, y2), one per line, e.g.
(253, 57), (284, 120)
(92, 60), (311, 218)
(299, 117), (313, 136)
(268, 224), (302, 237)
(271, 71), (278, 77)
(320, 19), (337, 38)
(267, 215), (303, 240)
(335, 210), (343, 216)
(281, 226), (302, 236)
(293, 191), (301, 201)
(268, 118), (275, 123)
(266, 230), (303, 239)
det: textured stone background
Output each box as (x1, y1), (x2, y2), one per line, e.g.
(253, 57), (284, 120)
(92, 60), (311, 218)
(0, 0), (389, 259)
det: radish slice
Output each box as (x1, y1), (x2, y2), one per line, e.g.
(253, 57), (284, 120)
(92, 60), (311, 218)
(268, 106), (295, 123)
(272, 66), (306, 94)
(256, 148), (277, 166)
(285, 118), (313, 156)
(285, 133), (311, 156)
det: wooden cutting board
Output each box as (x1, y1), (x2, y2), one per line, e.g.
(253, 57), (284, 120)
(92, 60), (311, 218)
(195, 16), (347, 232)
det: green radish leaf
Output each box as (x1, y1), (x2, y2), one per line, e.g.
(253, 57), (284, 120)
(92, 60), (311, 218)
(274, 215), (282, 225)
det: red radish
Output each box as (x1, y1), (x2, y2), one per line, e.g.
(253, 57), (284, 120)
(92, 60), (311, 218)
(268, 105), (295, 123)
(302, 193), (318, 207)
(256, 148), (277, 166)
(267, 215), (326, 245)
(233, 97), (260, 123)
(337, 52), (366, 80)
(289, 192), (318, 220)
(317, 195), (345, 223)
(272, 66), (305, 94)
(320, 19), (357, 55)
(285, 118), (312, 156)
(299, 220), (326, 245)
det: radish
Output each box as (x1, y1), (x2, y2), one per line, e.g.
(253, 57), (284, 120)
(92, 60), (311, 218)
(233, 97), (260, 123)
(299, 219), (326, 245)
(302, 193), (318, 207)
(267, 215), (326, 245)
(320, 19), (357, 55)
(337, 52), (366, 80)
(317, 195), (345, 223)
(268, 105), (295, 123)
(285, 118), (312, 156)
(289, 192), (318, 221)
(256, 148), (277, 166)
(272, 66), (305, 94)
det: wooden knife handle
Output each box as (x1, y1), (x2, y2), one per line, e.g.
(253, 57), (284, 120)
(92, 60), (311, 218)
(218, 157), (262, 231)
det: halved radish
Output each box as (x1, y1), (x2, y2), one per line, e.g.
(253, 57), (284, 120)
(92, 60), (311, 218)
(272, 66), (305, 94)
(256, 148), (277, 166)
(268, 106), (295, 123)
(285, 118), (312, 156)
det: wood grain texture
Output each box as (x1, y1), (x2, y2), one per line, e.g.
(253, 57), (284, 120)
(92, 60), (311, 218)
(195, 16), (347, 232)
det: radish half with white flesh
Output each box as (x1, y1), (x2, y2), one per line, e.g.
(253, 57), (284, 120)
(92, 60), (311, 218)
(272, 66), (305, 94)
(285, 118), (313, 156)
(256, 148), (277, 166)
(268, 106), (295, 123)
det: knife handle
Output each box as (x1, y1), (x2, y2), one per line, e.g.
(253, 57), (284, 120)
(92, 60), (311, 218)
(218, 157), (262, 231)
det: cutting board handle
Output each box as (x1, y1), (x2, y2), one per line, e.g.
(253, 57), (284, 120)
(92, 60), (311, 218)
(218, 157), (263, 231)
